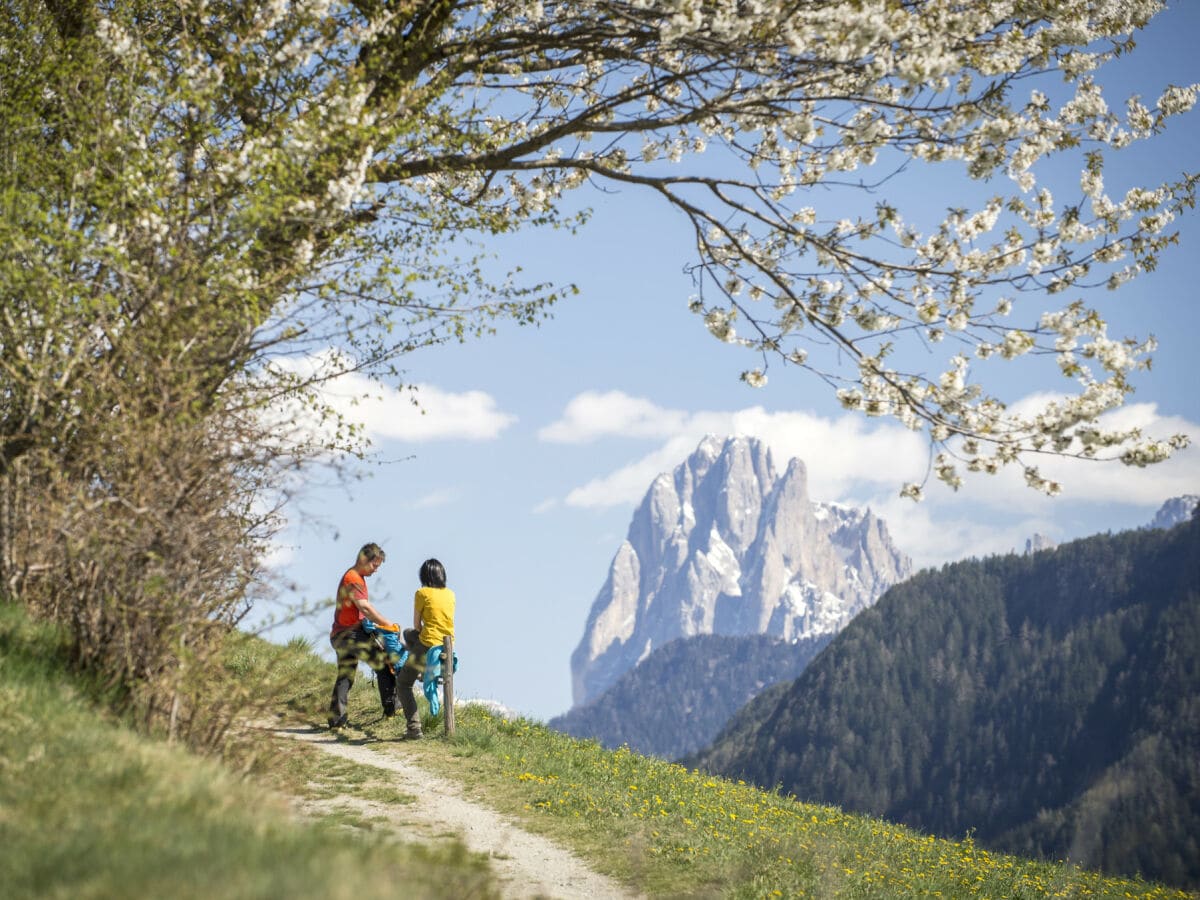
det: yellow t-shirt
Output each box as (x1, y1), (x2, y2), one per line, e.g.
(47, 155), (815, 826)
(415, 586), (456, 649)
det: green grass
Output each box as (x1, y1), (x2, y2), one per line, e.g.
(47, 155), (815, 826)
(374, 709), (1197, 900)
(4, 603), (1197, 899)
(295, 633), (1199, 899)
(0, 603), (496, 900)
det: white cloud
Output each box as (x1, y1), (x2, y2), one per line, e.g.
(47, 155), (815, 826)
(409, 488), (460, 510)
(723, 407), (928, 499)
(546, 390), (1199, 568)
(267, 350), (516, 446)
(549, 390), (1198, 510)
(860, 491), (1059, 570)
(549, 396), (928, 509)
(364, 382), (516, 442)
(538, 390), (690, 443)
(564, 434), (703, 508)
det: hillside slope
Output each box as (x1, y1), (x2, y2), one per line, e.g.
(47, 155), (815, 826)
(549, 632), (831, 760)
(0, 603), (496, 899)
(4, 599), (1194, 899)
(691, 515), (1200, 890)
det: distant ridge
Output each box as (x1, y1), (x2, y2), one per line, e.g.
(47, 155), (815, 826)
(549, 632), (831, 760)
(691, 514), (1200, 891)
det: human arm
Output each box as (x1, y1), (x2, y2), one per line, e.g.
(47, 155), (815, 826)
(359, 598), (396, 630)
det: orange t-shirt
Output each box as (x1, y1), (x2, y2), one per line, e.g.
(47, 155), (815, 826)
(331, 568), (367, 633)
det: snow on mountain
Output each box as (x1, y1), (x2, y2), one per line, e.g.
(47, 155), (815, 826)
(568, 435), (912, 707)
(1146, 495), (1199, 531)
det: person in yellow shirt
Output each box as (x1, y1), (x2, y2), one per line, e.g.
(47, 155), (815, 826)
(398, 558), (455, 739)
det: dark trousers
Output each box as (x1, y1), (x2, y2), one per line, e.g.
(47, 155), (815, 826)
(329, 625), (398, 721)
(398, 629), (429, 732)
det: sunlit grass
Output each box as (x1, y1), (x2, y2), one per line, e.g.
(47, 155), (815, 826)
(399, 706), (1197, 900)
(15, 610), (1188, 900)
(0, 602), (496, 900)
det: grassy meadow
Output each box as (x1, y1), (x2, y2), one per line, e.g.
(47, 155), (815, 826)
(0, 603), (496, 900)
(2, 600), (1195, 899)
(371, 709), (1197, 900)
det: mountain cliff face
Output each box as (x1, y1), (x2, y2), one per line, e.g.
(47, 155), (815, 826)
(569, 435), (911, 707)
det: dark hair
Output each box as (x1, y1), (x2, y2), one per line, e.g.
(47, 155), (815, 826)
(358, 543), (386, 564)
(419, 558), (446, 588)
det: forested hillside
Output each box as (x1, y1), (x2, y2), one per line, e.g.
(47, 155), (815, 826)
(691, 514), (1200, 890)
(550, 632), (830, 760)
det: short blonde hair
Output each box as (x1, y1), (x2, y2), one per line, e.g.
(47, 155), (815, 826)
(358, 542), (386, 564)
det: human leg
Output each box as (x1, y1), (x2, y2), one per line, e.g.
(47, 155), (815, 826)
(396, 659), (423, 736)
(375, 662), (398, 717)
(357, 631), (399, 716)
(328, 627), (363, 726)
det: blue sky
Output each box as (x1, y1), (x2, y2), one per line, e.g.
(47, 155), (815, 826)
(260, 5), (1200, 722)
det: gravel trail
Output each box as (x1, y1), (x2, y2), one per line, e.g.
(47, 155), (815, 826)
(273, 725), (640, 900)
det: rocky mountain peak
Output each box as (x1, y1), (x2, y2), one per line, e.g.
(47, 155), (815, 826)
(569, 435), (911, 707)
(1146, 495), (1199, 531)
(1025, 533), (1058, 555)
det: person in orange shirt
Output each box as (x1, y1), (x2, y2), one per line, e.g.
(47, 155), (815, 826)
(328, 542), (399, 730)
(397, 557), (456, 740)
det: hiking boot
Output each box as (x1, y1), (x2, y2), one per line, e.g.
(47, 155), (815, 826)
(328, 714), (349, 730)
(404, 728), (423, 741)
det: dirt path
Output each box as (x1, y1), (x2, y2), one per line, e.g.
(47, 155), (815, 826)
(274, 725), (640, 900)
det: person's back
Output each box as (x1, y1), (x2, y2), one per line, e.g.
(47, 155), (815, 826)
(416, 583), (455, 650)
(398, 558), (455, 739)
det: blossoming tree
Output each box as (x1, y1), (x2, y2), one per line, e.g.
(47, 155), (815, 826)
(5, 0), (1197, 492)
(0, 0), (1196, 737)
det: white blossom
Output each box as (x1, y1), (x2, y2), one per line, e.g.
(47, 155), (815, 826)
(741, 369), (768, 388)
(22, 0), (1195, 507)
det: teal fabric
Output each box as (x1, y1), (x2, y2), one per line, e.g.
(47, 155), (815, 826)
(422, 646), (459, 715)
(361, 620), (408, 667)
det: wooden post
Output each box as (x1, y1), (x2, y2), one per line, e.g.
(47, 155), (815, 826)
(442, 635), (455, 737)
